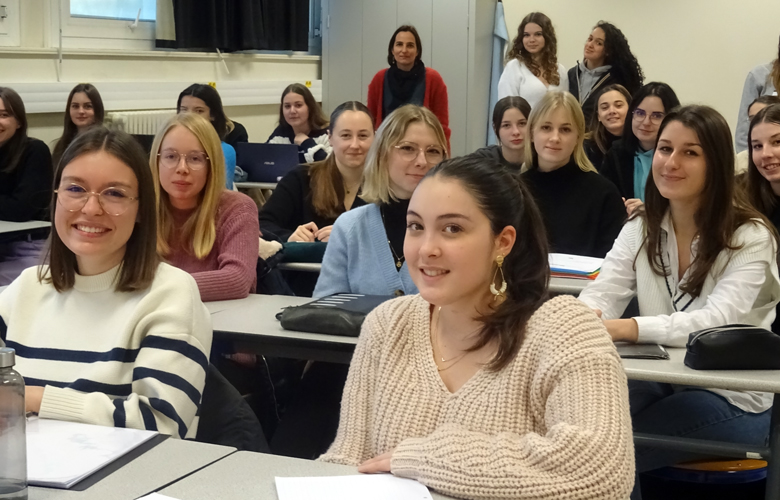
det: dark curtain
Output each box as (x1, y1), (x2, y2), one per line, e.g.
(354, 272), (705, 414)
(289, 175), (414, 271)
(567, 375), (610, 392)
(156, 0), (309, 52)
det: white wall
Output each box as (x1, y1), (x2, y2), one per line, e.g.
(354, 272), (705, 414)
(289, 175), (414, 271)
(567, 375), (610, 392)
(503, 0), (780, 134)
(0, 0), (320, 144)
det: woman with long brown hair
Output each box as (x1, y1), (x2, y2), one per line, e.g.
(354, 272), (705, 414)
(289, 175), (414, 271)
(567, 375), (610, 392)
(267, 83), (331, 164)
(497, 12), (568, 108)
(580, 105), (780, 494)
(52, 83), (104, 167)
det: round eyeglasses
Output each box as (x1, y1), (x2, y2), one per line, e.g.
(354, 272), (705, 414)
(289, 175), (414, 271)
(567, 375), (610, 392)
(632, 108), (665, 125)
(55, 184), (139, 217)
(394, 142), (445, 165)
(157, 150), (210, 170)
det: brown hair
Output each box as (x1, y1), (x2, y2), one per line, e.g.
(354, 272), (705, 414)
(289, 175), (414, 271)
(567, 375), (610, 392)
(423, 155), (550, 371)
(309, 101), (374, 219)
(53, 84), (105, 167)
(40, 127), (159, 292)
(506, 12), (560, 86)
(0, 87), (29, 174)
(387, 25), (423, 66)
(746, 104), (780, 217)
(586, 84), (632, 154)
(278, 83), (328, 133)
(640, 105), (773, 298)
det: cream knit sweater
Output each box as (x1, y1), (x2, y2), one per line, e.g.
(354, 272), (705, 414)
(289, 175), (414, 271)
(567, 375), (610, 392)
(320, 294), (635, 499)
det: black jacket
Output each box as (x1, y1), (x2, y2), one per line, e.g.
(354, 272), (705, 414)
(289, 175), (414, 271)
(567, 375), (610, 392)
(568, 65), (616, 125)
(601, 138), (636, 200)
(0, 138), (53, 222)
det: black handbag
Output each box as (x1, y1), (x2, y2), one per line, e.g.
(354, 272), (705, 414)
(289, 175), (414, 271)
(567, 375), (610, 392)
(684, 324), (780, 370)
(278, 294), (395, 337)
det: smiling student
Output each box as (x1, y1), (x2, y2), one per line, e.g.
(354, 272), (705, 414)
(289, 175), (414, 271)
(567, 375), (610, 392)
(498, 12), (568, 108)
(521, 91), (624, 258)
(583, 84), (631, 170)
(0, 127), (211, 438)
(601, 82), (680, 215)
(736, 96), (780, 175)
(472, 96), (531, 170)
(579, 105), (779, 493)
(268, 83), (331, 164)
(314, 105), (447, 297)
(320, 155), (635, 500)
(52, 84), (105, 168)
(367, 25), (450, 145)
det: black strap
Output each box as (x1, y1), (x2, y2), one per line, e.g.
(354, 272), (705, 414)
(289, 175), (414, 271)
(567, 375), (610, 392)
(658, 239), (694, 313)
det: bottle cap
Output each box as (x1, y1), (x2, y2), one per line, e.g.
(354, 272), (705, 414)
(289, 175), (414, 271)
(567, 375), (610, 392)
(0, 347), (15, 368)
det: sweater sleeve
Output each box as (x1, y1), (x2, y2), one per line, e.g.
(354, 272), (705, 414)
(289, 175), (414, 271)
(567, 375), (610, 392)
(427, 70), (451, 146)
(191, 194), (260, 301)
(594, 181), (627, 258)
(313, 212), (354, 297)
(557, 63), (569, 93)
(258, 167), (308, 241)
(367, 70), (384, 127)
(0, 140), (54, 222)
(497, 60), (520, 100)
(38, 272), (212, 439)
(735, 66), (768, 153)
(390, 303), (635, 500)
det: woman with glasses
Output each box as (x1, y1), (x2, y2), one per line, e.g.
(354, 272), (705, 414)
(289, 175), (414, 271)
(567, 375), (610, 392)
(0, 127), (211, 438)
(314, 104), (447, 297)
(579, 105), (780, 496)
(0, 87), (54, 286)
(601, 82), (680, 216)
(521, 91), (624, 258)
(151, 113), (259, 302)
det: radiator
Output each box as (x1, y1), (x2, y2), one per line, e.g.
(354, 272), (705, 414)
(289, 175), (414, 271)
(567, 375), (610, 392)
(106, 110), (175, 135)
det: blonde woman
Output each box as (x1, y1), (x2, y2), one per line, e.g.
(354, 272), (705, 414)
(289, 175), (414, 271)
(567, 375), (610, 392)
(151, 113), (259, 301)
(313, 104), (447, 297)
(521, 91), (624, 258)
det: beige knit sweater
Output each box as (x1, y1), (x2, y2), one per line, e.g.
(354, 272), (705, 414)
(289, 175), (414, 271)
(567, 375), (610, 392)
(320, 294), (635, 500)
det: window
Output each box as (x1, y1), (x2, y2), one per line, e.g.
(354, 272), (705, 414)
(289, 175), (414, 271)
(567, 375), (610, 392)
(71, 0), (156, 22)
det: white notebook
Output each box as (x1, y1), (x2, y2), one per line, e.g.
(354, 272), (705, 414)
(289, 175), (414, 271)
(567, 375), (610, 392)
(275, 475), (433, 500)
(27, 417), (158, 488)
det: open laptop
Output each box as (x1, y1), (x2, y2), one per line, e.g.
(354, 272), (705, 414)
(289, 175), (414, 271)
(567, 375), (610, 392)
(236, 143), (300, 183)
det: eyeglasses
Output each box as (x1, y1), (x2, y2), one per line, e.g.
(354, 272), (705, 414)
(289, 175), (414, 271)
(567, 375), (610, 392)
(632, 108), (665, 124)
(157, 149), (210, 170)
(55, 184), (138, 216)
(394, 142), (445, 165)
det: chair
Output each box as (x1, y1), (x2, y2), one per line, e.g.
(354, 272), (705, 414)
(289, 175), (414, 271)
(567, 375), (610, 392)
(194, 364), (269, 452)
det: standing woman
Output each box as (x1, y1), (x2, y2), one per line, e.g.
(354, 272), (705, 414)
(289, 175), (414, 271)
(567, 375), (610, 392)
(321, 156), (635, 500)
(601, 82), (680, 215)
(268, 83), (331, 164)
(52, 83), (105, 167)
(0, 87), (54, 285)
(735, 34), (780, 153)
(151, 113), (259, 302)
(568, 22), (644, 124)
(472, 96), (531, 170)
(0, 127), (211, 438)
(521, 91), (624, 258)
(583, 84), (631, 170)
(314, 105), (448, 297)
(177, 84), (238, 189)
(367, 25), (450, 145)
(259, 101), (374, 243)
(498, 12), (568, 109)
(579, 105), (780, 492)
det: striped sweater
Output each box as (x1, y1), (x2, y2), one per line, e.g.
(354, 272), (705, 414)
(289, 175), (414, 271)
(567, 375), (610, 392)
(0, 263), (212, 439)
(320, 294), (635, 500)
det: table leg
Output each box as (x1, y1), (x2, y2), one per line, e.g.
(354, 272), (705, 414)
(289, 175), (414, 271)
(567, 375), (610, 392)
(765, 394), (780, 500)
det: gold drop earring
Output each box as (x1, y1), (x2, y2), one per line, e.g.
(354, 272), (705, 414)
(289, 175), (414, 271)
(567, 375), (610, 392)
(489, 255), (507, 301)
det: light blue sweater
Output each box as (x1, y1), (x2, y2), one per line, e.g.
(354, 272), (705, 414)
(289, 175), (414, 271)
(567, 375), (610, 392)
(313, 204), (418, 298)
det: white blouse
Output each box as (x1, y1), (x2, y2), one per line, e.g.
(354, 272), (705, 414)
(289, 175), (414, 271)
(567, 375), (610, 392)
(579, 213), (780, 413)
(497, 59), (569, 109)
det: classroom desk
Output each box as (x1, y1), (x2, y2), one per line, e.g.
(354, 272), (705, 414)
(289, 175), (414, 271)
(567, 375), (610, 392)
(0, 220), (51, 235)
(235, 181), (278, 190)
(28, 438), (235, 500)
(277, 262), (322, 273)
(623, 348), (780, 499)
(158, 450), (455, 500)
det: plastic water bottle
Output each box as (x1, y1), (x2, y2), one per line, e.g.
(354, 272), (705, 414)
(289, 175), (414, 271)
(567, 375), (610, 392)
(0, 348), (27, 500)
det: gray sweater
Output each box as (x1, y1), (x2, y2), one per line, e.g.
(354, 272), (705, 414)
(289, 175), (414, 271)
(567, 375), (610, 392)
(736, 63), (777, 153)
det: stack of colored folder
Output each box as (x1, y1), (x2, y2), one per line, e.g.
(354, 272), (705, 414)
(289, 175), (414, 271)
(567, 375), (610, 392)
(549, 253), (604, 280)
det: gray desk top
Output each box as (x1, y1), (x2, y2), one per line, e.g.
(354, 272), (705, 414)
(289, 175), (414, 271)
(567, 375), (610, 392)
(28, 438), (235, 500)
(277, 262), (322, 273)
(622, 347), (780, 393)
(0, 220), (51, 235)
(235, 181), (277, 190)
(549, 276), (589, 295)
(159, 451), (454, 500)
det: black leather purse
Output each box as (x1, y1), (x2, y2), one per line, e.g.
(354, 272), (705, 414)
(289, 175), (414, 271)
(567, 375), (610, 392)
(278, 294), (395, 337)
(684, 324), (780, 370)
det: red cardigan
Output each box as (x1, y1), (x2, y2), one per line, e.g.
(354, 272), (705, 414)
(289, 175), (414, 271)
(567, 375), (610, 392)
(367, 67), (451, 144)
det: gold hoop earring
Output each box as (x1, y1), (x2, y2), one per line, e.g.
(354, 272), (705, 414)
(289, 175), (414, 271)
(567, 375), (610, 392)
(490, 255), (507, 301)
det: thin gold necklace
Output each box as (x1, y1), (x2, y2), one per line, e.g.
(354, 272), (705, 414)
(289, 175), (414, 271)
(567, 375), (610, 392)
(380, 205), (404, 269)
(431, 307), (468, 371)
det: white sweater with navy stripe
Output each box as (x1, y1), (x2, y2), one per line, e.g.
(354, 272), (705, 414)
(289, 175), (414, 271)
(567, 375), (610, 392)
(0, 263), (212, 439)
